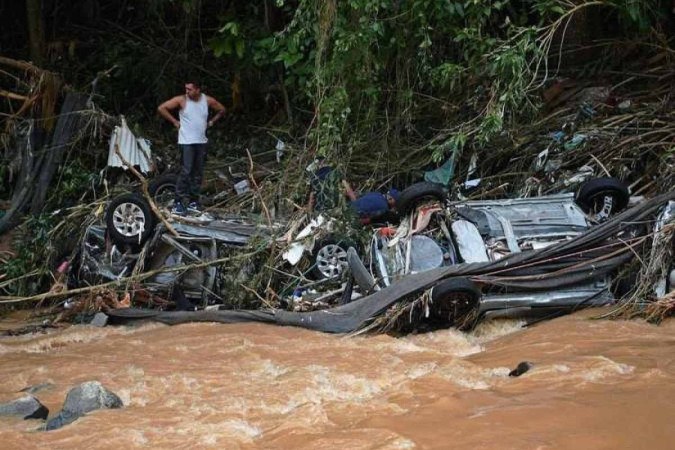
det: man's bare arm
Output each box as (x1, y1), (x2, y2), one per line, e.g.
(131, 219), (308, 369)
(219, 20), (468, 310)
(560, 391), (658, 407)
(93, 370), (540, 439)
(206, 96), (226, 127)
(157, 96), (183, 128)
(342, 180), (357, 201)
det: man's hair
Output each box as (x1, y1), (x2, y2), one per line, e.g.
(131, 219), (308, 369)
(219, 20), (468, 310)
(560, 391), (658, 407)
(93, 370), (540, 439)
(185, 80), (201, 89)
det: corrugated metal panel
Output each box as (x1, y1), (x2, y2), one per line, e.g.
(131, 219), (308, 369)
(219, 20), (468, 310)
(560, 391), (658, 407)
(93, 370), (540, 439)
(107, 116), (153, 173)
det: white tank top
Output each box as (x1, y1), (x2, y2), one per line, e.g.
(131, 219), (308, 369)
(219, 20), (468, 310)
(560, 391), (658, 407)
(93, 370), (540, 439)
(178, 94), (208, 144)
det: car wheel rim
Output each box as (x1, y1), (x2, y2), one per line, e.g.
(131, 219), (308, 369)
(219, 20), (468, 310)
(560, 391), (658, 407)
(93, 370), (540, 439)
(112, 202), (147, 237)
(590, 193), (615, 221)
(316, 244), (348, 279)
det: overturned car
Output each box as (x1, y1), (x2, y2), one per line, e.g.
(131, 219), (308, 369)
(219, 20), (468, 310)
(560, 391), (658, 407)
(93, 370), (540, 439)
(343, 178), (636, 326)
(80, 176), (675, 332)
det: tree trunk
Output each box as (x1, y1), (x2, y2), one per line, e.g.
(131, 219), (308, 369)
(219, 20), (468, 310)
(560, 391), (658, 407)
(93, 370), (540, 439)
(26, 0), (45, 65)
(30, 93), (89, 214)
(0, 92), (88, 232)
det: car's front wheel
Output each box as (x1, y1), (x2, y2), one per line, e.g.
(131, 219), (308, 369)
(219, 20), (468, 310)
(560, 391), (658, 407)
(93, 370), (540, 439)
(311, 238), (351, 280)
(106, 194), (155, 246)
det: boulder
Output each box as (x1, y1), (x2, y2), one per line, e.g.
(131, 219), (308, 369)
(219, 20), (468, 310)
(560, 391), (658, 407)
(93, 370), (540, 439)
(89, 312), (108, 327)
(0, 395), (49, 420)
(46, 381), (123, 430)
(509, 361), (534, 377)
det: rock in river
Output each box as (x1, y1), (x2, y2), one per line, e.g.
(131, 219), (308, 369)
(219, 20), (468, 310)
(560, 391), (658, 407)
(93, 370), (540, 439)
(0, 395), (49, 420)
(46, 381), (123, 430)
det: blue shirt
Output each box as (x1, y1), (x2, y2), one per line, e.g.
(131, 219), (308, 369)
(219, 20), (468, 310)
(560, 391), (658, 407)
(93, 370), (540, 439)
(351, 192), (389, 218)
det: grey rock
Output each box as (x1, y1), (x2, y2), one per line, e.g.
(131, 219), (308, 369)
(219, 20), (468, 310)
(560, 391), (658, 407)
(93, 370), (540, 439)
(0, 395), (49, 420)
(45, 410), (79, 431)
(89, 312), (108, 327)
(20, 382), (55, 395)
(45, 381), (123, 431)
(509, 361), (534, 377)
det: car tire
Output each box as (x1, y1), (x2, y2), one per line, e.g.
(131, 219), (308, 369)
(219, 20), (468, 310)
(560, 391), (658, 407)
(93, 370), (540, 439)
(311, 237), (352, 280)
(576, 177), (629, 220)
(431, 277), (481, 315)
(106, 193), (155, 246)
(148, 173), (178, 206)
(397, 182), (447, 215)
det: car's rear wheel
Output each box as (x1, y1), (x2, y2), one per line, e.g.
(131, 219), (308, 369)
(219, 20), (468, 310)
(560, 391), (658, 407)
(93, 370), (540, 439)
(148, 173), (178, 207)
(576, 177), (629, 221)
(430, 277), (481, 320)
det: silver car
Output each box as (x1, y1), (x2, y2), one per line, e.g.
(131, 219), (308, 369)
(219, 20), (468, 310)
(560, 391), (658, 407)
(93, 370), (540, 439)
(350, 177), (643, 325)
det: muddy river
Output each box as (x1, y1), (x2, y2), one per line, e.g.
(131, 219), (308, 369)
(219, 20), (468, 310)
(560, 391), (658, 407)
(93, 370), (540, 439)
(0, 310), (673, 449)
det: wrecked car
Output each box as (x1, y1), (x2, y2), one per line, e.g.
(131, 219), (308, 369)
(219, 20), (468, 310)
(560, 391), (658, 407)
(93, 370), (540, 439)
(76, 203), (270, 309)
(77, 189), (355, 310)
(343, 177), (654, 325)
(79, 173), (673, 330)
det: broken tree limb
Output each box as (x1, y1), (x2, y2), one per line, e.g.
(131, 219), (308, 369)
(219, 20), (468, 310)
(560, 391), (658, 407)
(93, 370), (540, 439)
(0, 56), (39, 73)
(0, 250), (260, 305)
(0, 90), (29, 101)
(112, 143), (179, 237)
(246, 148), (273, 227)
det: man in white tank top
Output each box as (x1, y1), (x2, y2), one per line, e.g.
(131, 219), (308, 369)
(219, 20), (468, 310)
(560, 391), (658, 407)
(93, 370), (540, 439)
(157, 80), (225, 215)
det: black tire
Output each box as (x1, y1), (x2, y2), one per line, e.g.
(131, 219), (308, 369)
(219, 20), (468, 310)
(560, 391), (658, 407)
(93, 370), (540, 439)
(430, 277), (481, 317)
(347, 247), (377, 294)
(576, 177), (629, 220)
(397, 182), (447, 215)
(106, 193), (155, 246)
(311, 237), (352, 280)
(148, 173), (178, 206)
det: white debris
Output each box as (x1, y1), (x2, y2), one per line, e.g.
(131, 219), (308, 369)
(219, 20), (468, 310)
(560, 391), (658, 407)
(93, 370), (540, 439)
(107, 116), (153, 173)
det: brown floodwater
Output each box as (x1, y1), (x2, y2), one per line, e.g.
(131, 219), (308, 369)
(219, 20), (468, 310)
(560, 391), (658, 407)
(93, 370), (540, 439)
(1, 310), (674, 449)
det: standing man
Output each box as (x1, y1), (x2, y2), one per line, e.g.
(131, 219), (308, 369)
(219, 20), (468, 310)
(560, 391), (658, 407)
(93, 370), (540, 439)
(158, 80), (226, 215)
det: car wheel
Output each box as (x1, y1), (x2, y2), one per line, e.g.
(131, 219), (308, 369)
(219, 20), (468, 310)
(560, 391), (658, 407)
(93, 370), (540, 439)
(576, 177), (629, 221)
(148, 173), (178, 207)
(311, 238), (350, 280)
(106, 193), (155, 246)
(430, 277), (481, 319)
(397, 182), (447, 215)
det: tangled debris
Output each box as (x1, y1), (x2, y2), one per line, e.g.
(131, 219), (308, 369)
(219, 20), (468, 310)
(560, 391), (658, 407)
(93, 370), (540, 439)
(1, 46), (674, 332)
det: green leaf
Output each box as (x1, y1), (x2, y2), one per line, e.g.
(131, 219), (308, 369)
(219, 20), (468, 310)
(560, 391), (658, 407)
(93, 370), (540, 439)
(235, 39), (245, 58)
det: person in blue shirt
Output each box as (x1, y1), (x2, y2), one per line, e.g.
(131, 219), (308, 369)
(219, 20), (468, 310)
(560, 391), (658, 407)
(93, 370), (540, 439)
(306, 157), (400, 223)
(350, 189), (400, 224)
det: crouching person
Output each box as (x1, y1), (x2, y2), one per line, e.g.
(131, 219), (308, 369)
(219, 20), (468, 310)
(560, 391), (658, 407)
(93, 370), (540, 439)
(350, 189), (400, 224)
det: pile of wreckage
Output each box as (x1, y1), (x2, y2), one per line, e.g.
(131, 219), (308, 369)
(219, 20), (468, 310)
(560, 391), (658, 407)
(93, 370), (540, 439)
(3, 60), (674, 334)
(64, 119), (675, 333)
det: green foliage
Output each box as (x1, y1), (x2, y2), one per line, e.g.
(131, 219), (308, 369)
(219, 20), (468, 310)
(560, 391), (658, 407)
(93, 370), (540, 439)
(210, 21), (247, 58)
(2, 215), (56, 296)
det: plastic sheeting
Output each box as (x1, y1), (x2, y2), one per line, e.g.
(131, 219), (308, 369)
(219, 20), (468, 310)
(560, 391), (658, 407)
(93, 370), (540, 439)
(107, 116), (153, 173)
